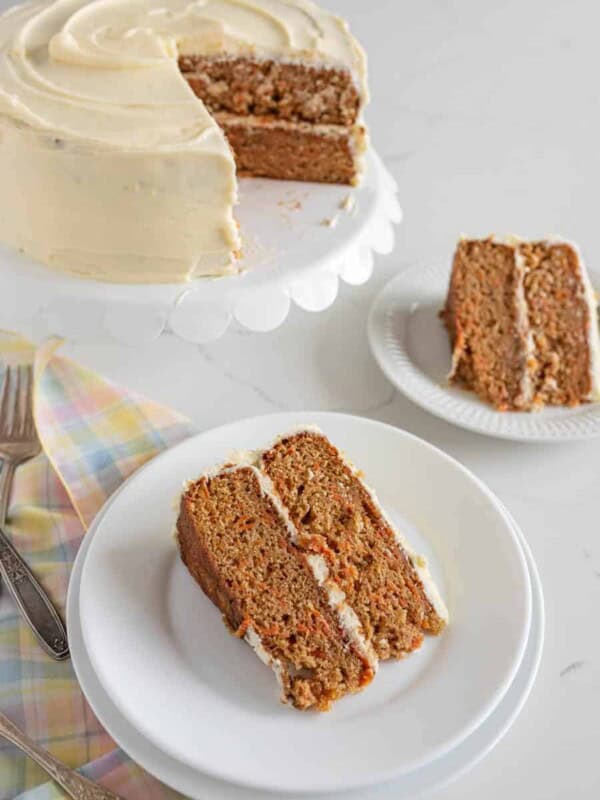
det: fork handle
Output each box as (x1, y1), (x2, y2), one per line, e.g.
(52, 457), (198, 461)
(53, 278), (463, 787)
(0, 460), (15, 527)
(0, 528), (69, 660)
(0, 710), (124, 800)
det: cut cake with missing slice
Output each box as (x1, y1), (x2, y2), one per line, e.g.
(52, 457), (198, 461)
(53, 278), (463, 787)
(0, 0), (369, 284)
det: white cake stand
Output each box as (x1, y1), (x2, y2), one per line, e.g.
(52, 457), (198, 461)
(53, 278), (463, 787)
(2, 150), (401, 345)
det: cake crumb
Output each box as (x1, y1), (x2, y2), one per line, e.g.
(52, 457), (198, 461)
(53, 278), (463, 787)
(340, 193), (356, 213)
(321, 215), (339, 228)
(277, 198), (302, 211)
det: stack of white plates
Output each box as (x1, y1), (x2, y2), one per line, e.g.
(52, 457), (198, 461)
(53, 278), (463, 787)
(67, 412), (544, 800)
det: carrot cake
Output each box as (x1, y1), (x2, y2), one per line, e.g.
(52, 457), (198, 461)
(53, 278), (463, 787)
(176, 428), (448, 711)
(442, 236), (600, 411)
(0, 0), (368, 284)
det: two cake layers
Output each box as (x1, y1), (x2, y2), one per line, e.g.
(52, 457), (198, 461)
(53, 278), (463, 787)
(443, 236), (600, 411)
(177, 428), (448, 711)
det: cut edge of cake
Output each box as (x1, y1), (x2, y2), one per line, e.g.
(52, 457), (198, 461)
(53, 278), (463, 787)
(492, 233), (600, 407)
(181, 49), (370, 187)
(337, 448), (449, 627)
(442, 234), (600, 411)
(544, 235), (600, 402)
(176, 460), (377, 711)
(214, 113), (368, 186)
(256, 428), (449, 657)
(227, 462), (379, 681)
(233, 426), (449, 651)
(263, 426), (449, 627)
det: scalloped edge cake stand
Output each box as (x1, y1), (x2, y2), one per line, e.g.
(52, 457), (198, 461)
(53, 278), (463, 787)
(2, 149), (401, 345)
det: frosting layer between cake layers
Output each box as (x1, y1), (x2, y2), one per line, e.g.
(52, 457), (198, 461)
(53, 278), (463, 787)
(444, 235), (600, 410)
(0, 0), (367, 283)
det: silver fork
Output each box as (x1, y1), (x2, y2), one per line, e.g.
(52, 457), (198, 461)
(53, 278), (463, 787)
(0, 710), (124, 799)
(0, 365), (69, 660)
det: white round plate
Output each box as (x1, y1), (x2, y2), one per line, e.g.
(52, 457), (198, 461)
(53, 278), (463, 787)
(1, 150), (401, 346)
(368, 261), (600, 442)
(68, 490), (544, 800)
(77, 412), (531, 794)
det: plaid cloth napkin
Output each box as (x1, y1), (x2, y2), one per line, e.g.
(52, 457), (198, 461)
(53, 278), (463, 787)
(0, 334), (193, 800)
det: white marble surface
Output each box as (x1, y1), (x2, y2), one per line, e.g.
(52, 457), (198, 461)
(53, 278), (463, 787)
(45, 0), (600, 797)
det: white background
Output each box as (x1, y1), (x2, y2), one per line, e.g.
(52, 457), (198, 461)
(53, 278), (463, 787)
(22, 0), (600, 797)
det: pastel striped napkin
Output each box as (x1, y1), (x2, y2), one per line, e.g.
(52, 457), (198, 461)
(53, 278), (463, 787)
(0, 334), (192, 800)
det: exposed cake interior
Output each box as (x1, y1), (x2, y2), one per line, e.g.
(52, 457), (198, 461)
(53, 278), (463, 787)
(442, 236), (600, 411)
(179, 57), (362, 125)
(179, 55), (366, 185)
(521, 241), (597, 407)
(213, 114), (363, 184)
(259, 430), (448, 660)
(442, 238), (529, 410)
(177, 465), (374, 711)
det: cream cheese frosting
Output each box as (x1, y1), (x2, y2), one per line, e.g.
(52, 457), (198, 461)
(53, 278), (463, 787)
(0, 0), (367, 283)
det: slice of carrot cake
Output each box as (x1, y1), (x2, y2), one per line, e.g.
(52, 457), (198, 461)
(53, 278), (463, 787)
(176, 428), (447, 711)
(442, 236), (600, 411)
(177, 464), (376, 711)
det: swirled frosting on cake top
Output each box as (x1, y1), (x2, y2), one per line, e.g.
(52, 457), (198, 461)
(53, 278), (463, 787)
(0, 0), (367, 283)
